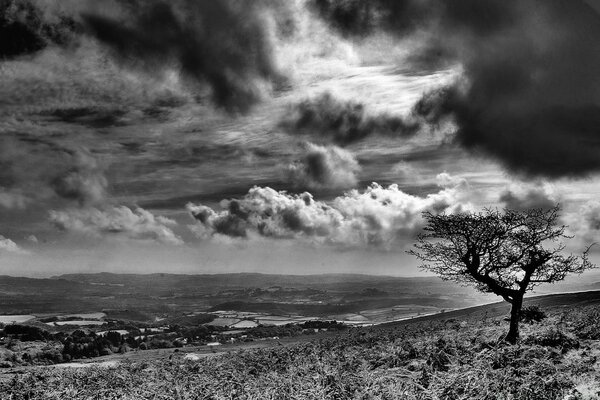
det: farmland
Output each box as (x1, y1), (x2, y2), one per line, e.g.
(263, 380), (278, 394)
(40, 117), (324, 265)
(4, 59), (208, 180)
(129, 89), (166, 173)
(0, 273), (493, 369)
(0, 273), (496, 330)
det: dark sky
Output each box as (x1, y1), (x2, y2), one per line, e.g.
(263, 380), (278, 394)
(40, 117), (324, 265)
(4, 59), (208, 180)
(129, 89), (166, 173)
(0, 0), (599, 277)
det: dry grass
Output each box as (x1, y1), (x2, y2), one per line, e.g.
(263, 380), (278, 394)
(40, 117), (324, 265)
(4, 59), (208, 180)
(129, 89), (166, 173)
(2, 306), (600, 400)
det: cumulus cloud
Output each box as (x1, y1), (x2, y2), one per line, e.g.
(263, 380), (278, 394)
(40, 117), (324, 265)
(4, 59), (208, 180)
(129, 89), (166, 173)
(499, 183), (559, 211)
(286, 143), (360, 190)
(282, 92), (419, 145)
(80, 0), (289, 112)
(0, 235), (26, 254)
(315, 0), (600, 177)
(435, 172), (467, 189)
(49, 206), (183, 245)
(25, 234), (38, 243)
(187, 179), (472, 248)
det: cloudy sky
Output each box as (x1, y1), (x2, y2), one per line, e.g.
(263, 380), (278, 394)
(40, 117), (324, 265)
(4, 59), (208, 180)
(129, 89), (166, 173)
(1, 0), (599, 277)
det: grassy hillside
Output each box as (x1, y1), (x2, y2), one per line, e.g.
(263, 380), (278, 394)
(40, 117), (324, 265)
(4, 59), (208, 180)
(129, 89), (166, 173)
(2, 293), (600, 399)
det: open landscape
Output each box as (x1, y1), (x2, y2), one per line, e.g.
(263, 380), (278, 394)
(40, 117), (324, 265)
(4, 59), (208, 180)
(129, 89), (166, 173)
(0, 272), (495, 371)
(3, 288), (600, 399)
(2, 0), (600, 398)
(0, 272), (495, 322)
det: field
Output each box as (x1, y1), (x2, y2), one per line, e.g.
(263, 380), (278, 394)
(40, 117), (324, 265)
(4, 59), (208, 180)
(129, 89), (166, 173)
(0, 316), (34, 324)
(2, 292), (600, 399)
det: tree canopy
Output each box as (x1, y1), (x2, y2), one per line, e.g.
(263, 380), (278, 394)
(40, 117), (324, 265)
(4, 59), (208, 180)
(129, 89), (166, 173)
(408, 206), (594, 343)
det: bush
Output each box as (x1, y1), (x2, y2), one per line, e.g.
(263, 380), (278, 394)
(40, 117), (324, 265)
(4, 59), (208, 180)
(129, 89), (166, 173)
(520, 305), (547, 323)
(524, 328), (579, 353)
(569, 307), (600, 340)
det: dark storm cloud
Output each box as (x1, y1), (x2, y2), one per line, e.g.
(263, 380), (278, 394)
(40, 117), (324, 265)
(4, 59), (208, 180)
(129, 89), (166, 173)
(0, 0), (78, 58)
(81, 0), (287, 112)
(310, 0), (435, 38)
(315, 0), (600, 177)
(414, 0), (600, 177)
(282, 92), (419, 145)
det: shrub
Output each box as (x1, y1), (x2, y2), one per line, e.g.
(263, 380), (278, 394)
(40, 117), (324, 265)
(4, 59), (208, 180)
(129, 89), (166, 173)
(520, 305), (547, 323)
(569, 307), (600, 340)
(524, 328), (579, 353)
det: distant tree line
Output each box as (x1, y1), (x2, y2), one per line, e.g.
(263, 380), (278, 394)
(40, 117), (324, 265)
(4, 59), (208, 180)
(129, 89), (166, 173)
(1, 319), (349, 365)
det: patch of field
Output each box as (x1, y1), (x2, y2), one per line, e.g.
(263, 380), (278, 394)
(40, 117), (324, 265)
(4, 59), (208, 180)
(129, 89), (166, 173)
(256, 319), (296, 326)
(63, 312), (106, 320)
(49, 320), (106, 326)
(230, 320), (258, 329)
(255, 315), (299, 321)
(0, 315), (35, 324)
(53, 360), (119, 369)
(207, 318), (240, 327)
(335, 313), (370, 322)
(356, 305), (444, 323)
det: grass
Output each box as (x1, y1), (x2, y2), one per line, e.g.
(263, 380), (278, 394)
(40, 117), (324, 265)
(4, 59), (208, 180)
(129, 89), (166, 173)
(2, 305), (600, 399)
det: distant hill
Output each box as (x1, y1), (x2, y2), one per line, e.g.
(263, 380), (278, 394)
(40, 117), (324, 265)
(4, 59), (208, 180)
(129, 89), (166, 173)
(3, 272), (599, 320)
(1, 272), (487, 317)
(53, 272), (443, 289)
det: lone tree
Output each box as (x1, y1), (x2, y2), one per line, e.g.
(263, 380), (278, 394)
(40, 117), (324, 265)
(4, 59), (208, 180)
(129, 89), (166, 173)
(408, 206), (594, 343)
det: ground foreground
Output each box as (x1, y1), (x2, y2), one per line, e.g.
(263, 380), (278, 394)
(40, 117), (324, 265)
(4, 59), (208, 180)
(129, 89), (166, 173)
(2, 302), (600, 400)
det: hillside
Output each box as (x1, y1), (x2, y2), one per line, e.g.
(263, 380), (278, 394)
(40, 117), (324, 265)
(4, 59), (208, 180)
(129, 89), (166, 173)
(381, 290), (600, 329)
(2, 290), (600, 399)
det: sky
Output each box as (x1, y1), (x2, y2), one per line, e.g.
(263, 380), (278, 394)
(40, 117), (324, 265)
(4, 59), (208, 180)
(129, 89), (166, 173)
(0, 0), (599, 278)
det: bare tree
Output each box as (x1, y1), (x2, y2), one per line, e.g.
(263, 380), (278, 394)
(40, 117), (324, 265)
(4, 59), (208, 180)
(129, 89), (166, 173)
(408, 206), (594, 343)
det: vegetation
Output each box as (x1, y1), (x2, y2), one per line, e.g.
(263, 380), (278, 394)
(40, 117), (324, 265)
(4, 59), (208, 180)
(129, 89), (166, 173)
(0, 318), (349, 367)
(409, 206), (594, 343)
(2, 305), (600, 399)
(520, 305), (548, 324)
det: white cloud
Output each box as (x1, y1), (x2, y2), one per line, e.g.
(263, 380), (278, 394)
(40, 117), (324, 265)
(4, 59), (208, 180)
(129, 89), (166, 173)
(436, 171), (467, 189)
(26, 235), (39, 243)
(0, 235), (27, 254)
(187, 178), (473, 248)
(49, 206), (183, 245)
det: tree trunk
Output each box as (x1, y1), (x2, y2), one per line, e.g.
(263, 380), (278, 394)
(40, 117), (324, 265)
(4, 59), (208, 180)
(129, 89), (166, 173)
(505, 295), (523, 344)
